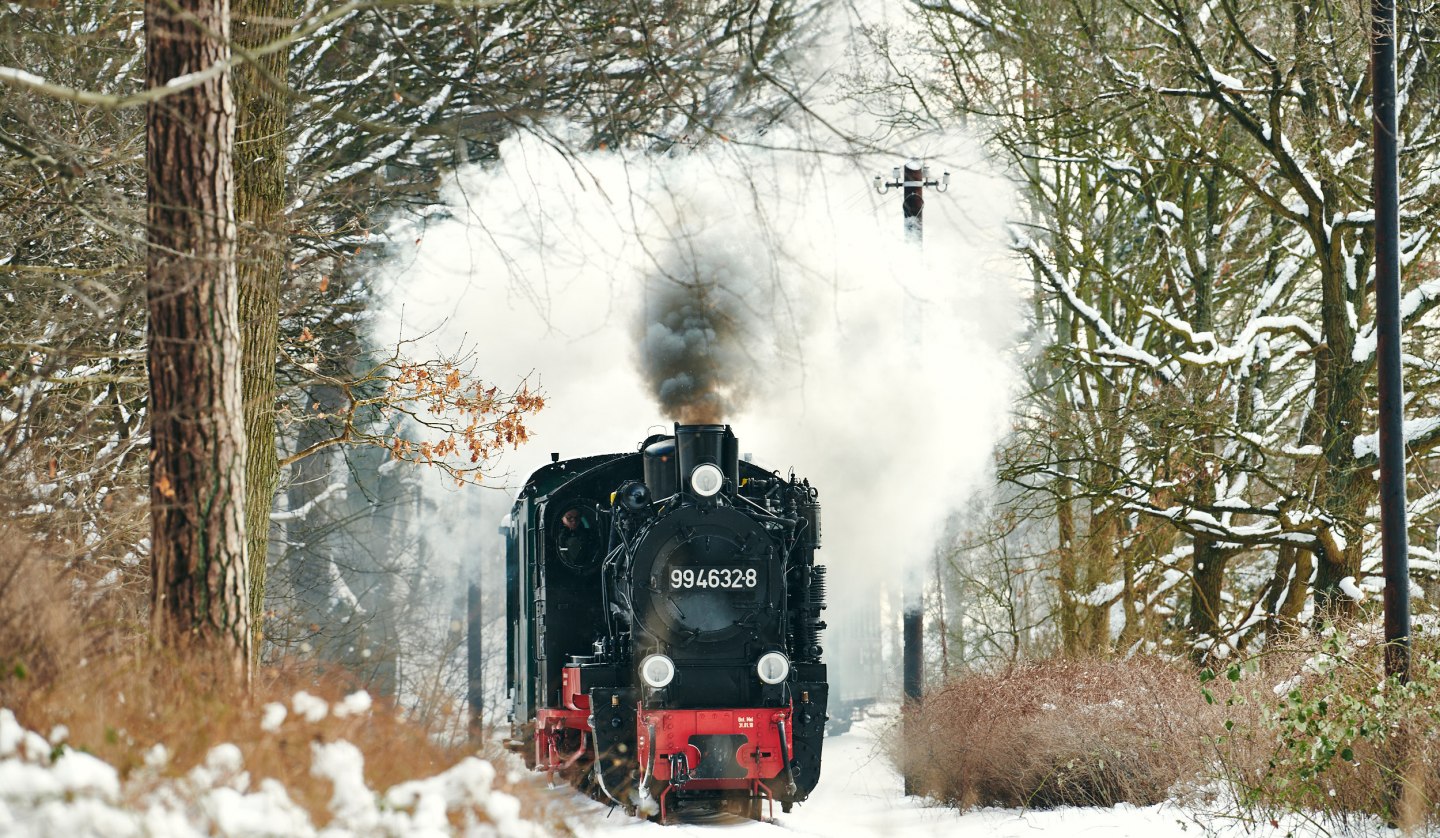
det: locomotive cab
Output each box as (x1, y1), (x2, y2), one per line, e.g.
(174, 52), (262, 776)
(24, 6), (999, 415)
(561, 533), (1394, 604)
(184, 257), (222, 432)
(499, 424), (829, 820)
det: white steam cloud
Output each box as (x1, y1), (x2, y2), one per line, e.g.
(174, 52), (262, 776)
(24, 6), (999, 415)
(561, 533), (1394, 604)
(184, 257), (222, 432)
(373, 125), (1020, 701)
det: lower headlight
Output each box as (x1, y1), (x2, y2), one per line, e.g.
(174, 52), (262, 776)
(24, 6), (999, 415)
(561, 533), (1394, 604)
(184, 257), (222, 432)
(639, 654), (676, 688)
(756, 651), (790, 685)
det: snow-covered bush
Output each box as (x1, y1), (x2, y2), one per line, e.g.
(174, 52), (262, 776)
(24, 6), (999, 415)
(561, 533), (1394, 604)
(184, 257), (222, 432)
(1214, 626), (1440, 830)
(897, 658), (1219, 809)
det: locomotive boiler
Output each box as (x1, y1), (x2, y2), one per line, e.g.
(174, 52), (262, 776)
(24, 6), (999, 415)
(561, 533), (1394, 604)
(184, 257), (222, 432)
(502, 424), (828, 820)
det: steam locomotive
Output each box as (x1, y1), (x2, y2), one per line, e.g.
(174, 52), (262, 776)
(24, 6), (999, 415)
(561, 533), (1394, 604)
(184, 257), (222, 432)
(503, 424), (828, 820)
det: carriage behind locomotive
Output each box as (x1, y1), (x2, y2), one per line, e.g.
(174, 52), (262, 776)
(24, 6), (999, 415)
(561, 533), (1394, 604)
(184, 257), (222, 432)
(502, 423), (829, 819)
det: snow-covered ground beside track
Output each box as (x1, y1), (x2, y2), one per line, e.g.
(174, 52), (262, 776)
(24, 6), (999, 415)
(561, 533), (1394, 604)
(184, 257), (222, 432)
(565, 714), (1390, 838)
(0, 701), (1398, 836)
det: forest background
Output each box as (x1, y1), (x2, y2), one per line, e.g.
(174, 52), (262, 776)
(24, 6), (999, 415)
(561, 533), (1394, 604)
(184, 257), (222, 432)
(4, 0), (1440, 825)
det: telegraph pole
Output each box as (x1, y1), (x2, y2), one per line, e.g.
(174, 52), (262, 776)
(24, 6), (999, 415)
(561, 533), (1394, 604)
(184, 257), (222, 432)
(876, 158), (947, 794)
(1372, 0), (1410, 683)
(876, 159), (949, 244)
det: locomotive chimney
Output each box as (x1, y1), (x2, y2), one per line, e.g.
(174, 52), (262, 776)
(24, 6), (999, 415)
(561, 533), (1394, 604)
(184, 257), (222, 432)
(675, 424), (738, 494)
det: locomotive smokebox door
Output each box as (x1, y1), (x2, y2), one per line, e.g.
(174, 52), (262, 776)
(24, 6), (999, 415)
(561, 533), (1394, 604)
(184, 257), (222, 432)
(629, 506), (774, 650)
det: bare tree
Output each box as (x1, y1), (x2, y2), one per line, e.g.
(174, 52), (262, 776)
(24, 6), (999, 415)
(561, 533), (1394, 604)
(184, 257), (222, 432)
(896, 0), (1440, 658)
(0, 1), (148, 593)
(3, 0), (827, 694)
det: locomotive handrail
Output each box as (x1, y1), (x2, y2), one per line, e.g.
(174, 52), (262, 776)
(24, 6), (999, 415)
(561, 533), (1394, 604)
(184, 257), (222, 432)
(599, 508), (626, 641)
(733, 490), (784, 520)
(640, 721), (658, 805)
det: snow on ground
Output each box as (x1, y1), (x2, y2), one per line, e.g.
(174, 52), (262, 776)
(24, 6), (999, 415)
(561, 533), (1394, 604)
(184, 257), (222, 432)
(0, 699), (538, 838)
(565, 714), (1389, 838)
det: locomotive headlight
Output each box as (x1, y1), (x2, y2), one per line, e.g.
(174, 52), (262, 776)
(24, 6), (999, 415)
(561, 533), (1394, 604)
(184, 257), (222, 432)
(690, 463), (724, 497)
(756, 651), (790, 685)
(639, 654), (676, 689)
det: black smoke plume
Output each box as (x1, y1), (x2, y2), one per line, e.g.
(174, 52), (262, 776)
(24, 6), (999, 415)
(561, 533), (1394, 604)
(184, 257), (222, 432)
(637, 251), (762, 425)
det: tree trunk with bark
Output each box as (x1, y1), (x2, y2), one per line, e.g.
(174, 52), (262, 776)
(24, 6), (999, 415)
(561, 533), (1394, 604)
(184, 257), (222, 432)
(1056, 434), (1081, 655)
(1262, 544), (1313, 638)
(1182, 182), (1229, 660)
(146, 0), (250, 672)
(233, 0), (290, 653)
(1310, 310), (1368, 623)
(1188, 536), (1228, 656)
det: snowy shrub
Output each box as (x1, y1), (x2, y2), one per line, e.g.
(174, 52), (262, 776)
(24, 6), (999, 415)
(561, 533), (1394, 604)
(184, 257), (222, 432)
(0, 707), (545, 836)
(897, 657), (1217, 809)
(0, 554), (557, 834)
(0, 529), (110, 696)
(1215, 628), (1440, 830)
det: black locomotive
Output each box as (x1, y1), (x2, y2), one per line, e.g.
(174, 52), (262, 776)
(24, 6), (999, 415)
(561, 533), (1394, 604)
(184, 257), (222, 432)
(503, 423), (828, 820)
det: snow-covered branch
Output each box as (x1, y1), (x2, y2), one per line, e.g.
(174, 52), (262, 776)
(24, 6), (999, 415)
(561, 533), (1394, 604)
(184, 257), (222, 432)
(1011, 232), (1174, 383)
(270, 479), (346, 522)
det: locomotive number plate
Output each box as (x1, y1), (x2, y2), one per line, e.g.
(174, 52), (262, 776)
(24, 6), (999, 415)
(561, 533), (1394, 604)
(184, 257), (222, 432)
(669, 567), (758, 589)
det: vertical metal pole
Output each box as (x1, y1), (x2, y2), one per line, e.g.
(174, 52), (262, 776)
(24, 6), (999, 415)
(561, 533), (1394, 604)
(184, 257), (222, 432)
(875, 156), (945, 793)
(467, 497), (485, 742)
(1372, 0), (1410, 683)
(901, 158), (925, 795)
(903, 579), (924, 704)
(902, 573), (923, 794)
(467, 580), (484, 740)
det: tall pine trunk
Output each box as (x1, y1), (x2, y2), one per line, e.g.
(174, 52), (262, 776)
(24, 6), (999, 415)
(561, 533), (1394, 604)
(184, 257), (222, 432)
(233, 0), (290, 655)
(146, 0), (250, 671)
